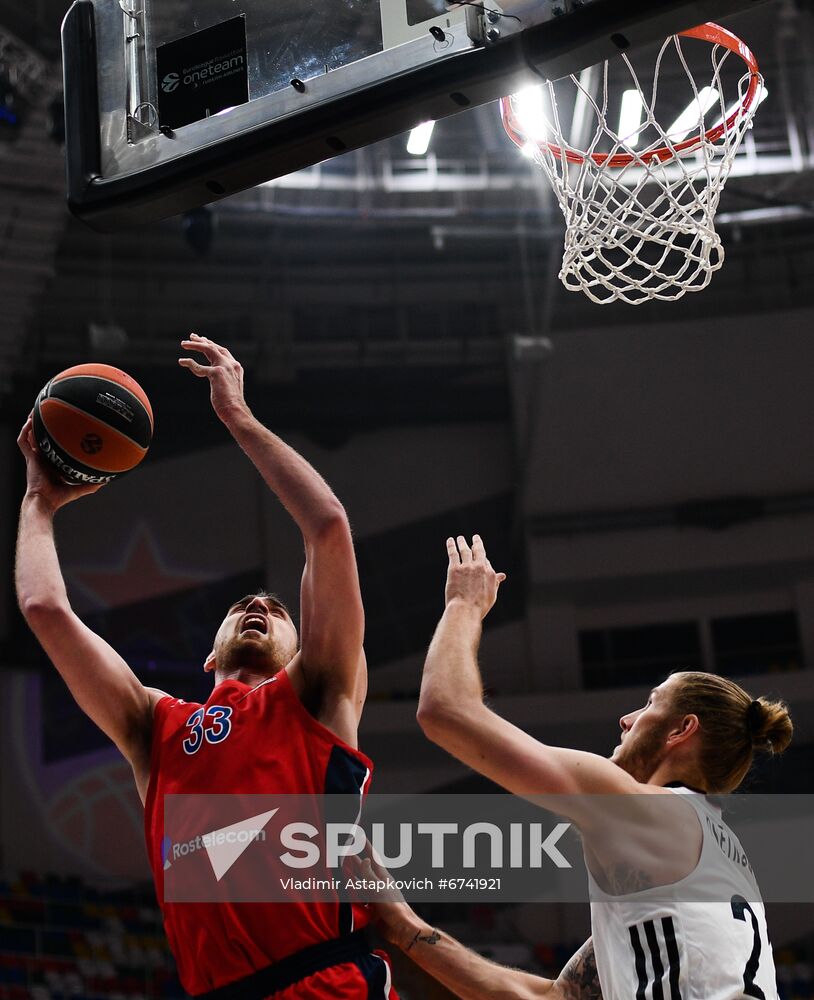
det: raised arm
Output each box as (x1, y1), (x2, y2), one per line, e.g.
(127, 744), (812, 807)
(417, 535), (642, 822)
(179, 336), (365, 725)
(15, 417), (157, 796)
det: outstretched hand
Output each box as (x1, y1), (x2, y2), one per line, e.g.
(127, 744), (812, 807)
(17, 414), (104, 512)
(179, 333), (248, 423)
(445, 534), (506, 620)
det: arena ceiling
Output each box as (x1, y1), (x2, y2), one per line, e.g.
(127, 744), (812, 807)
(0, 0), (813, 417)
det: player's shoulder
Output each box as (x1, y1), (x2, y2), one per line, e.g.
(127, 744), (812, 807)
(146, 687), (183, 713)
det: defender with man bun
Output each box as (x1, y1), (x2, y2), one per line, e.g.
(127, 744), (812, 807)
(376, 533), (794, 1000)
(668, 671), (793, 792)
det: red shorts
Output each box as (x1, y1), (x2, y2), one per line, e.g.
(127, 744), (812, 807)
(269, 951), (398, 999)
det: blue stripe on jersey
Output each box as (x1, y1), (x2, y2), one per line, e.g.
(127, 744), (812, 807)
(324, 744), (370, 795)
(323, 745), (370, 938)
(354, 952), (391, 999)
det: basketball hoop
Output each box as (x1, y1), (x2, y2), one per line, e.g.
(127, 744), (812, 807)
(500, 23), (762, 304)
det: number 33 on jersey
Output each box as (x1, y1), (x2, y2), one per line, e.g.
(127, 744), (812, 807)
(182, 705), (233, 754)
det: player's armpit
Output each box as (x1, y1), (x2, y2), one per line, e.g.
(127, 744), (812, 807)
(555, 939), (603, 1000)
(24, 604), (152, 763)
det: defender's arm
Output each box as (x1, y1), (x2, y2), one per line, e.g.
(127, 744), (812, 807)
(417, 536), (641, 820)
(556, 939), (603, 1000)
(376, 893), (601, 1000)
(379, 911), (556, 1000)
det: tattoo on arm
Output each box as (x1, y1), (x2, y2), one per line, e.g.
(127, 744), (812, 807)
(559, 939), (603, 1000)
(407, 928), (441, 952)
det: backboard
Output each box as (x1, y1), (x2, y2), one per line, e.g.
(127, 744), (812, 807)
(62, 0), (768, 230)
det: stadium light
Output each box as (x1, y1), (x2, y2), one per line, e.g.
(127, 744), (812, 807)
(513, 86), (548, 142)
(407, 121), (435, 155)
(617, 89), (645, 148)
(710, 84), (769, 129)
(665, 86), (719, 142)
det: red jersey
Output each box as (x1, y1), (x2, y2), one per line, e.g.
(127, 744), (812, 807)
(144, 670), (395, 998)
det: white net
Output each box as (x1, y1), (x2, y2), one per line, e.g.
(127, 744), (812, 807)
(501, 25), (763, 304)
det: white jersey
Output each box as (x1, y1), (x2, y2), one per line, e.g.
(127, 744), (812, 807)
(588, 787), (778, 1000)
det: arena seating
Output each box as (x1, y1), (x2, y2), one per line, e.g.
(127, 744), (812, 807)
(0, 872), (183, 999)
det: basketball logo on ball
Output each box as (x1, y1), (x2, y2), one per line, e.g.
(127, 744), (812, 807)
(81, 433), (103, 455)
(33, 364), (153, 485)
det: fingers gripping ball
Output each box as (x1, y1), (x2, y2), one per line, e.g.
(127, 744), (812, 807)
(33, 364), (153, 485)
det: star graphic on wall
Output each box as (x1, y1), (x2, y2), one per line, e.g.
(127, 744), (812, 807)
(68, 524), (217, 609)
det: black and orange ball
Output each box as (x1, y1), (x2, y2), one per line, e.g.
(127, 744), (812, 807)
(33, 364), (153, 485)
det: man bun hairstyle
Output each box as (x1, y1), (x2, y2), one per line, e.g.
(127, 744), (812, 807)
(746, 696), (794, 755)
(669, 672), (793, 793)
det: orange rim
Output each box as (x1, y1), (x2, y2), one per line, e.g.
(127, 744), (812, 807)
(500, 22), (761, 167)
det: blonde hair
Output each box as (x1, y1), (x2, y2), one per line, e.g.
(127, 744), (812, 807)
(669, 671), (793, 793)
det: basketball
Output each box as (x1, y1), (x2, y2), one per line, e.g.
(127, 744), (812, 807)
(32, 363), (154, 486)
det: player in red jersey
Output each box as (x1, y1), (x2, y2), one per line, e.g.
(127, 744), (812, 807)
(15, 334), (398, 999)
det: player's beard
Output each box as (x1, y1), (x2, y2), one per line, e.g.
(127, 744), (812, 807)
(218, 631), (291, 676)
(612, 717), (674, 784)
